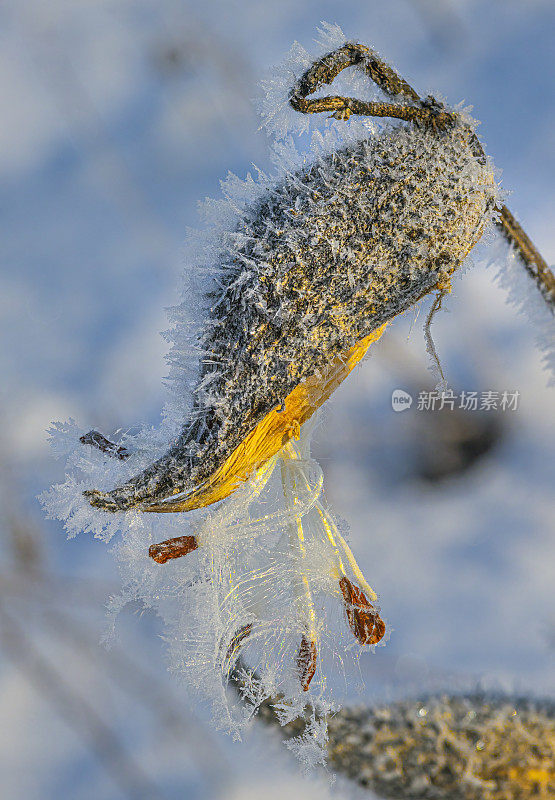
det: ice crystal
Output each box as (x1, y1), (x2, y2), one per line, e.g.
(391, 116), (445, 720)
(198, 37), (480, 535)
(258, 23), (379, 140)
(41, 25), (513, 766)
(326, 694), (555, 799)
(43, 418), (387, 758)
(83, 100), (497, 513)
(488, 234), (555, 385)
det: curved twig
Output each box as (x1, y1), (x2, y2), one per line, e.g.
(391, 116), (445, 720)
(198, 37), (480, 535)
(291, 44), (554, 312)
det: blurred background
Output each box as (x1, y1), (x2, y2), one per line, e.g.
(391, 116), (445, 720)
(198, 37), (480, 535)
(0, 1), (553, 798)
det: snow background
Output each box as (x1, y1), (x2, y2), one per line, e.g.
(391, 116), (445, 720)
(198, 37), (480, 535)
(0, 1), (553, 798)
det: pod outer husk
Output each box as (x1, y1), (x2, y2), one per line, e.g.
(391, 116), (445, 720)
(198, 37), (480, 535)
(87, 119), (496, 512)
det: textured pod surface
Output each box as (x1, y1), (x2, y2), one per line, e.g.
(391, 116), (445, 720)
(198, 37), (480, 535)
(326, 695), (555, 799)
(250, 692), (555, 798)
(88, 119), (496, 511)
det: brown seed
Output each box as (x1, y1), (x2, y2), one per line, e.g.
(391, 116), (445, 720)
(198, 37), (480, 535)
(297, 635), (318, 691)
(149, 535), (198, 564)
(225, 623), (253, 662)
(339, 576), (385, 646)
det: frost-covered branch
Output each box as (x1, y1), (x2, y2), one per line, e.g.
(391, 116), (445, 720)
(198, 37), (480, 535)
(231, 664), (555, 799)
(0, 604), (163, 800)
(495, 204), (555, 311)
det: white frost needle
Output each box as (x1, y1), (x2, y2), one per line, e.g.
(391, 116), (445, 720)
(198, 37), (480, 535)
(42, 23), (552, 767)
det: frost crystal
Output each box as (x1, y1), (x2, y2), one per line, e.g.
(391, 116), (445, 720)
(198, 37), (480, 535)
(41, 26), (512, 765)
(258, 23), (379, 139)
(489, 235), (555, 385)
(83, 108), (497, 513)
(326, 695), (555, 799)
(43, 419), (387, 758)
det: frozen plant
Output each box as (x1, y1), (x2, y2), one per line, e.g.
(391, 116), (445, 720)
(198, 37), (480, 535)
(43, 25), (554, 762)
(253, 689), (555, 798)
